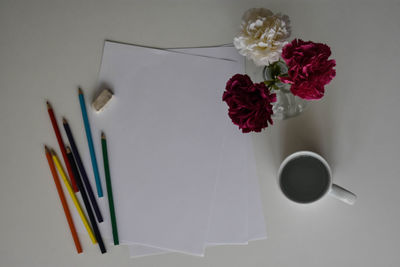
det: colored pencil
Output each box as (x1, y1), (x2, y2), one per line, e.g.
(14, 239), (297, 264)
(66, 147), (107, 254)
(63, 118), (103, 223)
(44, 146), (82, 254)
(46, 101), (79, 192)
(78, 88), (103, 197)
(52, 150), (97, 244)
(101, 132), (119, 245)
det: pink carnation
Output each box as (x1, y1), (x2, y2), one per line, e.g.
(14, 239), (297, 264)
(280, 39), (336, 100)
(222, 74), (276, 133)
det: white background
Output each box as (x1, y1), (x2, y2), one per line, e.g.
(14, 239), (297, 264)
(1, 0), (400, 266)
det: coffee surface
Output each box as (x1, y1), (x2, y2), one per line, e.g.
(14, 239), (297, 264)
(280, 156), (330, 203)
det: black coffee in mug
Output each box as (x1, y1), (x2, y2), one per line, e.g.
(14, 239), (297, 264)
(279, 156), (330, 203)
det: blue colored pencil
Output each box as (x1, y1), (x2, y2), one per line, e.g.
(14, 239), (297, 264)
(78, 87), (103, 198)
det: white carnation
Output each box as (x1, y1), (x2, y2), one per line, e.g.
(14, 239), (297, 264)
(234, 8), (291, 66)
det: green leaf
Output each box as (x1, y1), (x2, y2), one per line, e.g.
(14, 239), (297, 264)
(264, 80), (275, 86)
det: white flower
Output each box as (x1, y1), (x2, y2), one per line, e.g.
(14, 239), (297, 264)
(234, 8), (291, 66)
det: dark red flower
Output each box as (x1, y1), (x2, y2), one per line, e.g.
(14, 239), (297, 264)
(280, 39), (336, 100)
(222, 74), (276, 133)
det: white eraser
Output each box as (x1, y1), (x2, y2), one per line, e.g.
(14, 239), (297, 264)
(92, 89), (113, 112)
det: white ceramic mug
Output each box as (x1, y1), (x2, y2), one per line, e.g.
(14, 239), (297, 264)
(278, 151), (356, 205)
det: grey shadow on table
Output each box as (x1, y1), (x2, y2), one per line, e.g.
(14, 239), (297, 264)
(277, 97), (337, 170)
(260, 95), (337, 173)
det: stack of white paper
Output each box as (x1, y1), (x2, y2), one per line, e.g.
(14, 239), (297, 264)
(72, 41), (266, 257)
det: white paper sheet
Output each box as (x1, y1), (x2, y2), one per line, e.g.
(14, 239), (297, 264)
(74, 41), (248, 255)
(126, 46), (266, 258)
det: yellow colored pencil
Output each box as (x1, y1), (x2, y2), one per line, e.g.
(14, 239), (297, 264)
(52, 150), (97, 244)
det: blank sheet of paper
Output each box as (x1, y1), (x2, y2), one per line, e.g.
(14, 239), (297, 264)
(125, 46), (266, 258)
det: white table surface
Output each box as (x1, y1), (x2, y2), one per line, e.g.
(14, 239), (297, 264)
(1, 0), (400, 266)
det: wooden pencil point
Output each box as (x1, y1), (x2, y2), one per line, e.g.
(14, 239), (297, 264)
(46, 101), (52, 109)
(101, 132), (106, 139)
(78, 87), (83, 95)
(66, 146), (71, 153)
(62, 117), (68, 124)
(44, 145), (50, 152)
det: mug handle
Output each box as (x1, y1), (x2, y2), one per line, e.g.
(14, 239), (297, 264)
(329, 184), (357, 205)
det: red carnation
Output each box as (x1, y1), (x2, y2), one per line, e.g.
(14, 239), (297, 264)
(280, 39), (336, 100)
(222, 74), (276, 133)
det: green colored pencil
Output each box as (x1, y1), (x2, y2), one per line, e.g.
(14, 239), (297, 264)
(101, 132), (119, 245)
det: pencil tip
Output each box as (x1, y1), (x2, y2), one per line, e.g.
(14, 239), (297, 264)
(66, 146), (71, 153)
(44, 145), (49, 152)
(78, 87), (83, 94)
(62, 117), (67, 124)
(101, 132), (106, 139)
(46, 101), (51, 109)
(50, 149), (56, 155)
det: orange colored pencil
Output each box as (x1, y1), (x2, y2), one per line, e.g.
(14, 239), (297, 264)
(46, 101), (79, 192)
(44, 145), (82, 254)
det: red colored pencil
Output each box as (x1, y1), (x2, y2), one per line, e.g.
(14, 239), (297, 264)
(46, 101), (79, 192)
(44, 145), (82, 254)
